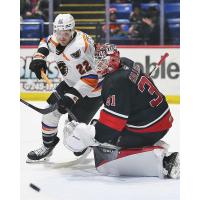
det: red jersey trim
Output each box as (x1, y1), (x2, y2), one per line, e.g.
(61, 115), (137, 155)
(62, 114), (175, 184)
(126, 111), (173, 133)
(117, 146), (163, 159)
(99, 110), (127, 132)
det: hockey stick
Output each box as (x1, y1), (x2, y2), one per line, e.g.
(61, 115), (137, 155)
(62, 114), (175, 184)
(44, 147), (93, 169)
(20, 90), (61, 114)
(149, 53), (169, 76)
(20, 98), (58, 115)
(20, 69), (55, 114)
(20, 90), (78, 118)
(41, 70), (52, 86)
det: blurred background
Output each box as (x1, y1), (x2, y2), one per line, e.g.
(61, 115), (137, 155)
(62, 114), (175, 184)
(20, 0), (180, 46)
(20, 0), (180, 104)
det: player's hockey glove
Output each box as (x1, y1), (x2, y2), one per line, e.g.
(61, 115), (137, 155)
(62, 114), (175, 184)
(57, 93), (81, 114)
(62, 93), (77, 109)
(29, 59), (47, 79)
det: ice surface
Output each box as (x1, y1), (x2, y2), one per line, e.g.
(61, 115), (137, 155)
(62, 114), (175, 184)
(20, 103), (180, 200)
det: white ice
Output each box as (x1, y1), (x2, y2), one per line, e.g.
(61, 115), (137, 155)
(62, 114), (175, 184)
(20, 102), (180, 200)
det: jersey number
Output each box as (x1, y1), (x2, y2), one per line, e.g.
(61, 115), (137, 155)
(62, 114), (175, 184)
(76, 60), (92, 75)
(138, 76), (163, 107)
(106, 95), (116, 107)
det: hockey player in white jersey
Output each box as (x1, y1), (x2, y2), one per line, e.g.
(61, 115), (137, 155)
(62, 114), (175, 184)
(27, 14), (103, 162)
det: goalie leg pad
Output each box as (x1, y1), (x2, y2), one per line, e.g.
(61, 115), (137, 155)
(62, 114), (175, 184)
(94, 146), (167, 178)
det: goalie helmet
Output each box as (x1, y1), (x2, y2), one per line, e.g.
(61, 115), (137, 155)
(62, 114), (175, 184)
(53, 14), (75, 32)
(94, 43), (120, 76)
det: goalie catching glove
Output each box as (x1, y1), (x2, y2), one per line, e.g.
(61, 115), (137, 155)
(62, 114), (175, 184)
(63, 121), (98, 152)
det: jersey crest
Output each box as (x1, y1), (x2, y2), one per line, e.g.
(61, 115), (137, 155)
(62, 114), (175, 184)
(70, 49), (81, 59)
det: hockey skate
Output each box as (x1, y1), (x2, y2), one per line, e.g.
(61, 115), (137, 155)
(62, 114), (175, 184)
(163, 152), (180, 179)
(26, 137), (60, 163)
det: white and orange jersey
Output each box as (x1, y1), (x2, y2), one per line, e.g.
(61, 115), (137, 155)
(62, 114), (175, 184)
(38, 31), (101, 98)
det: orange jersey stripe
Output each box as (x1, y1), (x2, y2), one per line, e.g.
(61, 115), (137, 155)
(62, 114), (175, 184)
(92, 87), (101, 92)
(81, 78), (98, 88)
(62, 53), (70, 61)
(82, 34), (89, 53)
(49, 38), (58, 47)
(40, 38), (46, 43)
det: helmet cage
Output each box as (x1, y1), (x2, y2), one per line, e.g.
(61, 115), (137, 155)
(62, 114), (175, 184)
(95, 44), (120, 76)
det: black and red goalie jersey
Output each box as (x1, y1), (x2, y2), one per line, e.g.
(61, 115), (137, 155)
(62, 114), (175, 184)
(94, 57), (173, 146)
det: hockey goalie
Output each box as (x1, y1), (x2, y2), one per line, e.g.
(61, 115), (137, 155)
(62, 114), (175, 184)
(63, 44), (179, 179)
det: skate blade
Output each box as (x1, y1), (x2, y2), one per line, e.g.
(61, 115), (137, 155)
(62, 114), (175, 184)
(26, 157), (50, 164)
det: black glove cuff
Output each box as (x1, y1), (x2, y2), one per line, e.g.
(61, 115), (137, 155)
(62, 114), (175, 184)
(37, 47), (49, 57)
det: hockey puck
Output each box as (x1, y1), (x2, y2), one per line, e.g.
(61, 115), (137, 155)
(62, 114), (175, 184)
(29, 183), (40, 192)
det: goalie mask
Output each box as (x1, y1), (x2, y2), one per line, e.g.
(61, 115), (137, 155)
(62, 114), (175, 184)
(94, 44), (120, 76)
(53, 14), (75, 46)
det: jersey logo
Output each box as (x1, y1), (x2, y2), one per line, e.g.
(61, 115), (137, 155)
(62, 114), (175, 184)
(106, 95), (116, 107)
(58, 19), (63, 24)
(71, 49), (81, 59)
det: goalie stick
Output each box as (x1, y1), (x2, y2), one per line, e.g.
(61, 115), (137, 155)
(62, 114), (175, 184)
(149, 53), (169, 76)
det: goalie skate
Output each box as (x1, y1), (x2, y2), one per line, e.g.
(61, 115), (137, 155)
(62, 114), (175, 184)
(26, 137), (60, 163)
(163, 152), (180, 179)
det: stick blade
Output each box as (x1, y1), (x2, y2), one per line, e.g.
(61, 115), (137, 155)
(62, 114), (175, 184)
(20, 98), (58, 114)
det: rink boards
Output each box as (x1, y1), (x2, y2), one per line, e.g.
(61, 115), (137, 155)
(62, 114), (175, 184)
(20, 45), (180, 104)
